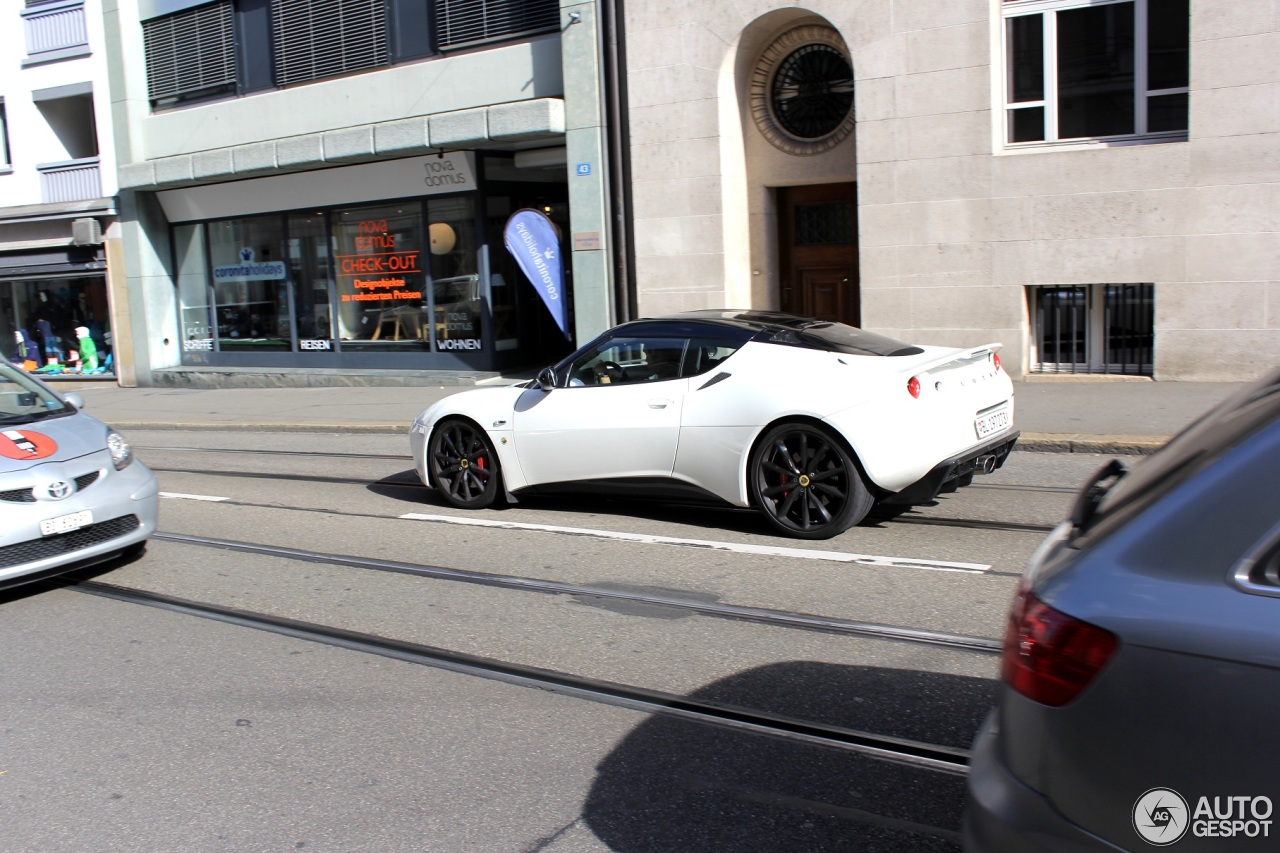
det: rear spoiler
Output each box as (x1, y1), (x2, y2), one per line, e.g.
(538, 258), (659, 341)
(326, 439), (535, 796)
(903, 343), (1004, 376)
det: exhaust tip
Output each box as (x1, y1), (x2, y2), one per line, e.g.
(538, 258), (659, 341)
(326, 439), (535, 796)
(976, 455), (997, 475)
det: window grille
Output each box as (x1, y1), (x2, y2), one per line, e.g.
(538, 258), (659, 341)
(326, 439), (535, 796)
(270, 0), (388, 87)
(1030, 283), (1153, 375)
(435, 0), (558, 50)
(795, 202), (854, 246)
(143, 1), (236, 105)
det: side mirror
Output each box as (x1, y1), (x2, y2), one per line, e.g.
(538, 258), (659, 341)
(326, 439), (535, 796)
(536, 367), (557, 391)
(62, 392), (85, 410)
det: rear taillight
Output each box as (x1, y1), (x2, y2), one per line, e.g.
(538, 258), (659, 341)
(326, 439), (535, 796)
(907, 376), (921, 398)
(1001, 588), (1117, 706)
(992, 352), (1002, 372)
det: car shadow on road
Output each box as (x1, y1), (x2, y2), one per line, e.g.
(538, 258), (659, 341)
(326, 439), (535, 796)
(367, 472), (789, 536)
(581, 660), (993, 852)
(367, 471), (968, 539)
(366, 469), (432, 498)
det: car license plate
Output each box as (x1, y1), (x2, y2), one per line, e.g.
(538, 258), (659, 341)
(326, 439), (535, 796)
(40, 509), (93, 536)
(975, 405), (1011, 439)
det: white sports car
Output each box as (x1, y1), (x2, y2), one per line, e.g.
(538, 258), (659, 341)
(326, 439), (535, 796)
(409, 310), (1018, 539)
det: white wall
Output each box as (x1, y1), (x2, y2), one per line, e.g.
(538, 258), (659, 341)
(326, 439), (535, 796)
(1, 0), (119, 203)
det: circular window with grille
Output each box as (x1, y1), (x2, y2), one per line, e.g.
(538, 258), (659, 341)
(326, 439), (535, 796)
(750, 25), (855, 155)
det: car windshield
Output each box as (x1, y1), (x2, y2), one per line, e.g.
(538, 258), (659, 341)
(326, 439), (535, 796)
(0, 362), (74, 423)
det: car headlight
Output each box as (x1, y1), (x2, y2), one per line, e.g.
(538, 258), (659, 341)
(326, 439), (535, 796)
(107, 430), (133, 470)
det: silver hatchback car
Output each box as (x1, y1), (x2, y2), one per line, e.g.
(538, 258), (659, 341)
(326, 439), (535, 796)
(0, 361), (158, 588)
(966, 366), (1280, 851)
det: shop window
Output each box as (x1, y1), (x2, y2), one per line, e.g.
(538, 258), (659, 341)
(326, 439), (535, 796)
(425, 195), (480, 353)
(287, 212), (334, 350)
(332, 203), (428, 350)
(1002, 0), (1188, 146)
(4, 278), (113, 376)
(174, 224), (215, 355)
(1029, 283), (1153, 375)
(208, 216), (291, 351)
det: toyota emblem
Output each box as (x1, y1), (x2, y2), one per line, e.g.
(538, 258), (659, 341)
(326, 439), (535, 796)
(45, 480), (73, 500)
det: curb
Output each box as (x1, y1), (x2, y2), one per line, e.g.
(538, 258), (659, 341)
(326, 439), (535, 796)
(112, 421), (409, 434)
(1018, 432), (1167, 455)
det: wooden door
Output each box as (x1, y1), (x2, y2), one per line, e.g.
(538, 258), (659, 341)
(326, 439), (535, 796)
(778, 183), (859, 326)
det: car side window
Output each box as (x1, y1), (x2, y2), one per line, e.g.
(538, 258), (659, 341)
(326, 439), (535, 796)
(566, 336), (694, 386)
(684, 337), (743, 377)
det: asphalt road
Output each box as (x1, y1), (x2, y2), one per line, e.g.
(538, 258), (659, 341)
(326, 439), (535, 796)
(1, 432), (1119, 851)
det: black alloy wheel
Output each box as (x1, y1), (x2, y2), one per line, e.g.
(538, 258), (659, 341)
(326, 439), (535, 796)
(749, 423), (873, 539)
(428, 419), (502, 509)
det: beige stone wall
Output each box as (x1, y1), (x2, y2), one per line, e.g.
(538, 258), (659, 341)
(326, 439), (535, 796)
(623, 0), (1279, 380)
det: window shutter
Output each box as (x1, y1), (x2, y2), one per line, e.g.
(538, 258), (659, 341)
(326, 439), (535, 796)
(435, 0), (558, 50)
(270, 0), (389, 87)
(143, 1), (236, 104)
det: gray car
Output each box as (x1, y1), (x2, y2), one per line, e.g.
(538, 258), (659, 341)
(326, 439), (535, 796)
(965, 366), (1280, 851)
(0, 361), (158, 588)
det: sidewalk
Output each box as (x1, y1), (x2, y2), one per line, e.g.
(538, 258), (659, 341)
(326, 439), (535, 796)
(55, 374), (1245, 454)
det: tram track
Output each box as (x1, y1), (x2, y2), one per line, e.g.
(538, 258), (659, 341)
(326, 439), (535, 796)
(67, 575), (972, 778)
(149, 531), (1005, 653)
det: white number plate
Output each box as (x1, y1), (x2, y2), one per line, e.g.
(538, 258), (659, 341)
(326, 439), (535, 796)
(40, 510), (93, 536)
(975, 405), (1011, 439)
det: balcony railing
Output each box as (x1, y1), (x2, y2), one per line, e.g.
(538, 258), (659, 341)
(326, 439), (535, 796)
(38, 157), (102, 202)
(22, 0), (88, 60)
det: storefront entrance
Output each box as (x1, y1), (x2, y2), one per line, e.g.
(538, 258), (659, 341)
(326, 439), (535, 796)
(165, 152), (574, 374)
(778, 182), (860, 326)
(2, 272), (115, 378)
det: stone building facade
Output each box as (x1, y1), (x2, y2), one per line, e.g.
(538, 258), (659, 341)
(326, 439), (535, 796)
(620, 0), (1277, 380)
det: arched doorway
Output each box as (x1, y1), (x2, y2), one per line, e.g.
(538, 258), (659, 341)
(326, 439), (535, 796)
(744, 21), (860, 325)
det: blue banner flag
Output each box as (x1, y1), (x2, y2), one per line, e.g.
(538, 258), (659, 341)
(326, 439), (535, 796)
(503, 209), (569, 338)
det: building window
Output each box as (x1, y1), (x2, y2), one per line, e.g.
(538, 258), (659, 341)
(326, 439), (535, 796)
(1029, 283), (1153, 375)
(1003, 0), (1188, 146)
(270, 0), (389, 88)
(0, 100), (11, 170)
(142, 0), (555, 109)
(435, 0), (558, 50)
(143, 1), (237, 107)
(749, 25), (856, 156)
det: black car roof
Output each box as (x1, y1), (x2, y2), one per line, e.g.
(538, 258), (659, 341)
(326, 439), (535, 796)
(615, 310), (924, 357)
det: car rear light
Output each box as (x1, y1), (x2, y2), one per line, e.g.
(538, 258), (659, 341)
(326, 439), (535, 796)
(992, 352), (1002, 372)
(907, 376), (921, 398)
(1002, 587), (1117, 706)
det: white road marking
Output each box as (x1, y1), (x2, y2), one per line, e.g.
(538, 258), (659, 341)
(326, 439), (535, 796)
(160, 492), (230, 502)
(398, 513), (990, 573)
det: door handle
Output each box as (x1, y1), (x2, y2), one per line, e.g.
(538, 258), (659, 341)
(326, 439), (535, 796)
(648, 399), (671, 409)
